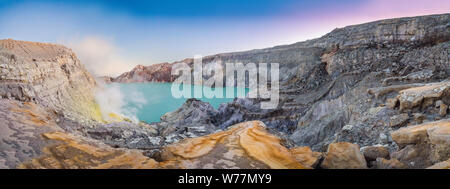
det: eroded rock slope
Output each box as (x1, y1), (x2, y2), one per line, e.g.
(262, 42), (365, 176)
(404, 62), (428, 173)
(0, 39), (102, 123)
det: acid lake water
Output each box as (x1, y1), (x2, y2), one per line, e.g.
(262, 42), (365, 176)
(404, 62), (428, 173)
(109, 82), (249, 123)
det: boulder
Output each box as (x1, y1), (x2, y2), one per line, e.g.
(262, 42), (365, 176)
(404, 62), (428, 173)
(374, 158), (408, 169)
(390, 144), (432, 168)
(361, 145), (390, 161)
(289, 146), (323, 168)
(321, 142), (367, 169)
(397, 81), (450, 111)
(391, 119), (450, 146)
(391, 119), (450, 168)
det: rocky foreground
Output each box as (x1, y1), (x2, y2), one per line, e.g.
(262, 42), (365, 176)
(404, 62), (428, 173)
(1, 13), (450, 169)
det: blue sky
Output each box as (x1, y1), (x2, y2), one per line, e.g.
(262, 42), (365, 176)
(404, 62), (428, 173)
(0, 0), (351, 18)
(0, 0), (448, 76)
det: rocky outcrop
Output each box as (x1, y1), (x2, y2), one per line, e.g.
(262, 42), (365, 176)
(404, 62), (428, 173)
(114, 63), (175, 83)
(361, 145), (390, 162)
(390, 113), (410, 127)
(289, 146), (323, 168)
(17, 121), (314, 169)
(397, 81), (450, 111)
(373, 158), (408, 169)
(320, 142), (367, 169)
(84, 122), (161, 150)
(284, 14), (449, 152)
(391, 119), (449, 147)
(390, 119), (450, 168)
(0, 39), (102, 123)
(427, 158), (450, 169)
(0, 99), (62, 168)
(154, 99), (220, 145)
(160, 121), (309, 169)
(19, 131), (160, 169)
(0, 92), (163, 169)
(97, 76), (114, 84)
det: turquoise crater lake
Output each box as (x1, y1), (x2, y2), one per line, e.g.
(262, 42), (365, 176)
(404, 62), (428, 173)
(109, 82), (249, 123)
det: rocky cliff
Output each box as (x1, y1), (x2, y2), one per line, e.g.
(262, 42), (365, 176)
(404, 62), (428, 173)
(0, 39), (102, 123)
(114, 62), (175, 83)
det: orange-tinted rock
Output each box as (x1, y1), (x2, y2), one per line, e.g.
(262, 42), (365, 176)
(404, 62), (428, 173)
(397, 81), (450, 111)
(13, 119), (310, 169)
(9, 101), (55, 126)
(24, 132), (157, 169)
(161, 121), (309, 169)
(19, 131), (159, 169)
(427, 159), (450, 169)
(440, 103), (448, 117)
(289, 146), (323, 168)
(390, 119), (450, 168)
(391, 119), (450, 146)
(361, 146), (390, 161)
(374, 158), (408, 169)
(321, 142), (367, 169)
(0, 99), (68, 168)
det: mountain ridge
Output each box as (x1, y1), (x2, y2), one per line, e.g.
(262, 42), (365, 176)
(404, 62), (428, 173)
(110, 13), (449, 83)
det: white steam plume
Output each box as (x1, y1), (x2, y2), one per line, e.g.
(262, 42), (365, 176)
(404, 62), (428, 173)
(94, 80), (147, 123)
(64, 36), (135, 77)
(64, 36), (146, 123)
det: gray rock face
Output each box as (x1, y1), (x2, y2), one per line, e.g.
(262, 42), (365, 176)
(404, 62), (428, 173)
(114, 63), (175, 83)
(0, 39), (101, 123)
(390, 113), (410, 127)
(217, 14), (449, 153)
(85, 122), (161, 150)
(0, 99), (62, 168)
(153, 98), (220, 145)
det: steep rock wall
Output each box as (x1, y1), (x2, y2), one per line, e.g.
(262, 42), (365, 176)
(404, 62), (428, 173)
(0, 39), (102, 123)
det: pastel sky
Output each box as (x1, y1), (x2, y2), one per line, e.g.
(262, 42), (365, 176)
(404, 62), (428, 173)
(0, 0), (448, 76)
